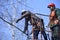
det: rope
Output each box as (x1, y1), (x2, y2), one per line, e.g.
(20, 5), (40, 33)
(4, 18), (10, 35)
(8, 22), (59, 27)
(35, 13), (49, 17)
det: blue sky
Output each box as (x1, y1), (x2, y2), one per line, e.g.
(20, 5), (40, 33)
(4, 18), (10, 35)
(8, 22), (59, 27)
(0, 0), (60, 40)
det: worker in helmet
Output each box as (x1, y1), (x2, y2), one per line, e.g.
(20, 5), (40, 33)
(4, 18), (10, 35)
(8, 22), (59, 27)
(48, 3), (60, 40)
(16, 11), (48, 40)
(16, 11), (32, 33)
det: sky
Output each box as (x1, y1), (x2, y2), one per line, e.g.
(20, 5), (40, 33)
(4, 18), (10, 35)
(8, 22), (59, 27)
(0, 0), (60, 40)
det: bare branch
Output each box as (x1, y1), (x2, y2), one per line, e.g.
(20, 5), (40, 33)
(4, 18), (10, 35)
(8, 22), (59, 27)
(0, 16), (30, 37)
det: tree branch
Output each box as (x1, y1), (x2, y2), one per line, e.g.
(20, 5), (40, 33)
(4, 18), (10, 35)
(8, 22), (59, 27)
(0, 16), (29, 36)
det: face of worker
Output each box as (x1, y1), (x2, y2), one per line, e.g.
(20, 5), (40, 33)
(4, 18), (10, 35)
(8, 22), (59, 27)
(21, 11), (27, 15)
(49, 6), (55, 20)
(49, 6), (55, 11)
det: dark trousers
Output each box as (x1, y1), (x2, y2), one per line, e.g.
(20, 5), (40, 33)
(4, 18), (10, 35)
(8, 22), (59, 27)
(33, 29), (47, 40)
(41, 30), (48, 40)
(52, 36), (60, 40)
(51, 25), (60, 40)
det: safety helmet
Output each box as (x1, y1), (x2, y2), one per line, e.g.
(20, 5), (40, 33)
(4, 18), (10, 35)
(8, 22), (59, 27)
(48, 3), (55, 8)
(21, 10), (27, 15)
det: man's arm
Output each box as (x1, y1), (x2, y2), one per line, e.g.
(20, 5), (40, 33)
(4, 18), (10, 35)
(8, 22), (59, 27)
(16, 18), (21, 23)
(31, 15), (35, 26)
(54, 20), (59, 25)
(50, 20), (59, 30)
(24, 19), (28, 33)
(16, 12), (29, 23)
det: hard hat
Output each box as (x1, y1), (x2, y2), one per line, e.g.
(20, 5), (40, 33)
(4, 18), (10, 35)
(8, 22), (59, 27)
(21, 9), (26, 12)
(48, 3), (55, 8)
(21, 9), (27, 15)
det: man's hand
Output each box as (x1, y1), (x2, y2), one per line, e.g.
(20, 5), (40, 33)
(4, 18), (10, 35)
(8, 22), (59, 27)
(54, 20), (59, 24)
(16, 21), (18, 23)
(16, 19), (20, 23)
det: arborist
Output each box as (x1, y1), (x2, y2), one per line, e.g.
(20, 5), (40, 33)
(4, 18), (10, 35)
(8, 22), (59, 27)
(48, 3), (60, 40)
(16, 10), (47, 40)
(16, 11), (32, 33)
